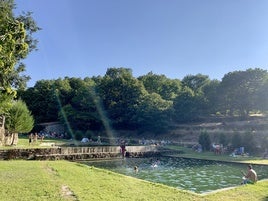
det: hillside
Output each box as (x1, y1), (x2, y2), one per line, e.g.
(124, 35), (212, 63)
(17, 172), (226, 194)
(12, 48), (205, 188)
(161, 115), (268, 150)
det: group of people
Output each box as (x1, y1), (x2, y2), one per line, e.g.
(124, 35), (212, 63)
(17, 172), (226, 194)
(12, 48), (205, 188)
(133, 159), (161, 174)
(132, 160), (257, 186)
(28, 132), (44, 145)
(29, 131), (260, 186)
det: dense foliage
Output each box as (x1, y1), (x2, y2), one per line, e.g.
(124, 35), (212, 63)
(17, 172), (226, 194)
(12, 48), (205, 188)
(18, 67), (268, 137)
(0, 0), (39, 114)
(5, 100), (34, 133)
(198, 131), (211, 151)
(0, 0), (38, 142)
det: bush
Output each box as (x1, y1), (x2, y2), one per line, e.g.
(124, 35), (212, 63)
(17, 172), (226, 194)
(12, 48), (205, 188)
(198, 130), (211, 151)
(74, 130), (83, 141)
(85, 130), (92, 139)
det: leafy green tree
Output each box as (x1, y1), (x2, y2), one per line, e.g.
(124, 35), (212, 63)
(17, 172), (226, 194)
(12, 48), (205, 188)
(202, 79), (221, 114)
(19, 80), (59, 123)
(97, 68), (146, 129)
(219, 68), (268, 117)
(135, 93), (173, 133)
(4, 100), (34, 145)
(138, 72), (182, 100)
(53, 77), (73, 106)
(58, 78), (103, 131)
(181, 74), (210, 93)
(0, 0), (39, 146)
(173, 87), (206, 122)
(5, 100), (34, 133)
(172, 74), (212, 122)
(255, 75), (268, 112)
(0, 0), (39, 114)
(173, 87), (194, 122)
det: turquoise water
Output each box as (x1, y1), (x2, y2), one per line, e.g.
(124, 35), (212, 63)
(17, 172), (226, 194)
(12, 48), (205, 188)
(83, 157), (268, 193)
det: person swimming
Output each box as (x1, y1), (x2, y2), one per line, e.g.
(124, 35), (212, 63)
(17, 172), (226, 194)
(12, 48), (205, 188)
(151, 159), (160, 168)
(151, 163), (158, 168)
(134, 166), (139, 173)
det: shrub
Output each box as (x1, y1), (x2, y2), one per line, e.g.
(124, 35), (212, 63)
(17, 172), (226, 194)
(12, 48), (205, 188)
(85, 130), (92, 139)
(198, 130), (211, 151)
(74, 130), (83, 140)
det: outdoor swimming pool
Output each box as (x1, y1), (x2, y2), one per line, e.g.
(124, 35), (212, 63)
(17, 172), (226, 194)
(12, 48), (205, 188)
(83, 157), (268, 193)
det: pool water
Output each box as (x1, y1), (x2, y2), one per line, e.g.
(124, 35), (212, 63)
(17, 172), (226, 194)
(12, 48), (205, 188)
(83, 157), (268, 193)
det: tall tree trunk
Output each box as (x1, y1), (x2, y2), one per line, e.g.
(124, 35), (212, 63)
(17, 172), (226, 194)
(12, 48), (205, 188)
(10, 133), (18, 145)
(0, 115), (5, 146)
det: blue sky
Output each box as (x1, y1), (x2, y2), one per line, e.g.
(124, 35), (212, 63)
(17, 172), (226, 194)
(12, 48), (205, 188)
(15, 0), (268, 87)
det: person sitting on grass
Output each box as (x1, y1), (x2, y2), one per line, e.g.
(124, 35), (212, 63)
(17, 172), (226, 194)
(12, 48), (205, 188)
(241, 164), (257, 184)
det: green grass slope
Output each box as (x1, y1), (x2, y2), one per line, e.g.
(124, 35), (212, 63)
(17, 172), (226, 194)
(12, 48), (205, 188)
(0, 160), (267, 201)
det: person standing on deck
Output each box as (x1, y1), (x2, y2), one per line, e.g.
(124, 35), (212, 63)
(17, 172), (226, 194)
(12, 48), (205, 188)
(120, 141), (126, 158)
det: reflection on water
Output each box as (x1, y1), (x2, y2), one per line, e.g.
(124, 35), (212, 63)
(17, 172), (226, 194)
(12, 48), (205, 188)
(82, 157), (268, 193)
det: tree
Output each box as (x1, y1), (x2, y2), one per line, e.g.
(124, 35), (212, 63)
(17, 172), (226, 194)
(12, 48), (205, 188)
(173, 87), (195, 122)
(172, 74), (212, 122)
(19, 80), (59, 123)
(135, 92), (173, 133)
(219, 68), (268, 117)
(255, 74), (268, 112)
(181, 74), (210, 94)
(0, 0), (39, 146)
(0, 0), (40, 114)
(53, 77), (73, 106)
(202, 79), (221, 114)
(173, 87), (206, 122)
(4, 100), (34, 145)
(138, 72), (182, 100)
(58, 78), (103, 132)
(97, 68), (146, 129)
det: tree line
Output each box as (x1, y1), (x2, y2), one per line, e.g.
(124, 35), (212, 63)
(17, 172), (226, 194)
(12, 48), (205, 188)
(18, 67), (268, 137)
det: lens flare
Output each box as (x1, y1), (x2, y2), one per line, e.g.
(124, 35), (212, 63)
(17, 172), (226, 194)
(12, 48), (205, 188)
(55, 86), (116, 145)
(55, 90), (78, 146)
(89, 87), (116, 145)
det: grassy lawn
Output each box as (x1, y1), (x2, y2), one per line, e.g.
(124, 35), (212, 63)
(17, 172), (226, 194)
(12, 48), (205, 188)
(0, 135), (74, 150)
(0, 160), (200, 201)
(203, 180), (268, 201)
(165, 145), (268, 165)
(1, 140), (268, 200)
(0, 160), (267, 201)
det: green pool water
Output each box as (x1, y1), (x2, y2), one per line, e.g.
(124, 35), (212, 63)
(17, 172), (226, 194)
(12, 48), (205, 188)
(83, 157), (268, 193)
